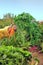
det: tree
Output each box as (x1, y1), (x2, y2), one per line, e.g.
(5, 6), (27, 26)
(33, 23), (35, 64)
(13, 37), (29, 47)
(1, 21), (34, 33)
(3, 13), (14, 19)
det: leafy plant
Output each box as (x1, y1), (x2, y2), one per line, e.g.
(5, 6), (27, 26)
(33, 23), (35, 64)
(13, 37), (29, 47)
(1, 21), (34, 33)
(0, 45), (32, 65)
(14, 12), (41, 46)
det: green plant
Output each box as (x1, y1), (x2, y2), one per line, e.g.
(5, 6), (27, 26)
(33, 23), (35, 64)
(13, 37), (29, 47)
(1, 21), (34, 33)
(14, 12), (41, 46)
(0, 45), (32, 65)
(0, 12), (42, 47)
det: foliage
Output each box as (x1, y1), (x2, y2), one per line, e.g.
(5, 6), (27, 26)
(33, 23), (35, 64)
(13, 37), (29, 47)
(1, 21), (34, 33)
(0, 30), (30, 48)
(0, 12), (42, 47)
(0, 12), (43, 65)
(0, 12), (41, 47)
(0, 45), (32, 65)
(38, 23), (43, 50)
(0, 18), (13, 28)
(14, 12), (41, 46)
(39, 23), (43, 42)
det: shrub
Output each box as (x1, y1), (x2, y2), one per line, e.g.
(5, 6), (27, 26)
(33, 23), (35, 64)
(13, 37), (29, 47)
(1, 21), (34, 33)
(14, 13), (41, 46)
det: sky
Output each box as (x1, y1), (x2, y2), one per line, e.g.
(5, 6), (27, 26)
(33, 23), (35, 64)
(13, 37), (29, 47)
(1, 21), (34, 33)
(0, 0), (43, 21)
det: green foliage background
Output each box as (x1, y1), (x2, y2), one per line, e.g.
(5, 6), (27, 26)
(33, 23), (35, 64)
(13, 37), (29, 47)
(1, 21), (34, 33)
(0, 12), (43, 65)
(14, 13), (41, 47)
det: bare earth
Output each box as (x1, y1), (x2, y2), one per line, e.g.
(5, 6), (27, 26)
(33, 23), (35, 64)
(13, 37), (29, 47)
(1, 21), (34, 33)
(32, 52), (43, 65)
